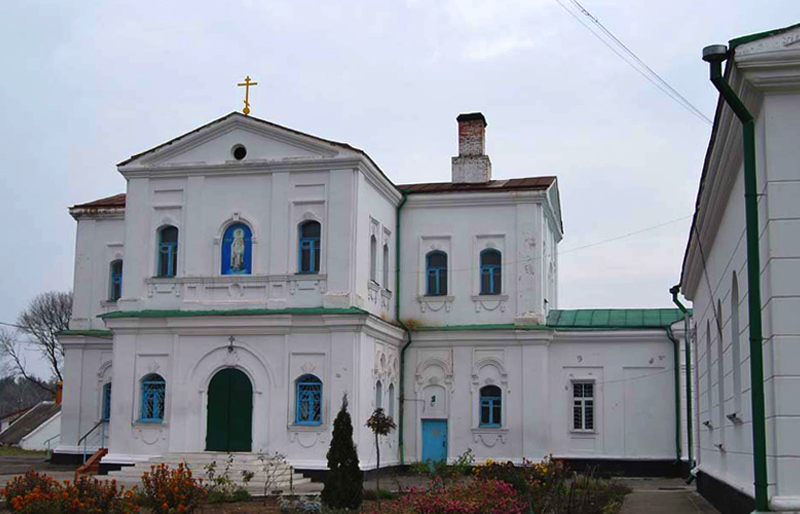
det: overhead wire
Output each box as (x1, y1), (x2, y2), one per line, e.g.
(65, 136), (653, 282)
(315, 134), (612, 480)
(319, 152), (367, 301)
(553, 0), (712, 125)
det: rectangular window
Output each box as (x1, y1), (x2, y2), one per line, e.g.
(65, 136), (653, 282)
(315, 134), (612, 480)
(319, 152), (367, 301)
(572, 381), (594, 431)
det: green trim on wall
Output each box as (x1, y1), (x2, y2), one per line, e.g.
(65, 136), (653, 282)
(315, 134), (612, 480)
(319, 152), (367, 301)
(99, 307), (369, 319)
(58, 329), (114, 338)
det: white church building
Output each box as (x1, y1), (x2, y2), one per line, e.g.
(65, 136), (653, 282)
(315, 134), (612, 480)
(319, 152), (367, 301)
(56, 110), (689, 475)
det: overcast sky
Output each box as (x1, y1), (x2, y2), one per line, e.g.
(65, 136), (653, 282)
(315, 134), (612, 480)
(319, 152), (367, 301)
(1, 0), (798, 378)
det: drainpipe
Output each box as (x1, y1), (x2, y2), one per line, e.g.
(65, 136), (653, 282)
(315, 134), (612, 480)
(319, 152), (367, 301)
(664, 326), (683, 465)
(702, 44), (768, 512)
(394, 193), (411, 465)
(671, 285), (694, 482)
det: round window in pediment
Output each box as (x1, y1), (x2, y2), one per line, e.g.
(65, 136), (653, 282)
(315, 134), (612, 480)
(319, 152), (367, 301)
(232, 144), (247, 161)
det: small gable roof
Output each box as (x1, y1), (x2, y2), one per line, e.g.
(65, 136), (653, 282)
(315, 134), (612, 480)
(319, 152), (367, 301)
(0, 402), (61, 446)
(70, 193), (126, 210)
(117, 111), (378, 169)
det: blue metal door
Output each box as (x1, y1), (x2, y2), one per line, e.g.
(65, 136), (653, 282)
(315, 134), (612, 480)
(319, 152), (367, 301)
(422, 419), (448, 463)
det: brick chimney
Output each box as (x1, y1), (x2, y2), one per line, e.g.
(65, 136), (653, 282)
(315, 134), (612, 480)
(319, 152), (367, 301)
(452, 112), (491, 183)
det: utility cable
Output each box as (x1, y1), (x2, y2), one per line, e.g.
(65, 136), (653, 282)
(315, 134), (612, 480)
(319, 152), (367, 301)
(553, 0), (712, 125)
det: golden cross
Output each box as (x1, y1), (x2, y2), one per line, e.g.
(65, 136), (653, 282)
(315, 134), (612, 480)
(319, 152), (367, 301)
(237, 76), (258, 115)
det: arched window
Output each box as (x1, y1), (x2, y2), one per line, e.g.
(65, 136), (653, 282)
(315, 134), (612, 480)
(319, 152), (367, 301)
(731, 272), (742, 413)
(479, 385), (502, 427)
(480, 249), (502, 295)
(295, 374), (322, 425)
(376, 380), (383, 409)
(426, 251), (447, 296)
(140, 374), (166, 423)
(388, 383), (395, 418)
(298, 221), (321, 274)
(383, 243), (390, 289)
(370, 235), (378, 282)
(157, 226), (179, 278)
(101, 382), (112, 421)
(109, 260), (123, 301)
(221, 223), (253, 275)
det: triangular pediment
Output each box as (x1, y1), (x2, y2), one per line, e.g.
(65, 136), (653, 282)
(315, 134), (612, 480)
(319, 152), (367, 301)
(118, 112), (359, 169)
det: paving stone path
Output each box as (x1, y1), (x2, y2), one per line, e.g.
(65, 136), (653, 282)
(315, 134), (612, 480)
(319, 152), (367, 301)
(619, 478), (720, 514)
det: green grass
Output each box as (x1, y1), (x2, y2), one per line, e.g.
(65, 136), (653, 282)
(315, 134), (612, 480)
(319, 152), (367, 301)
(0, 446), (46, 456)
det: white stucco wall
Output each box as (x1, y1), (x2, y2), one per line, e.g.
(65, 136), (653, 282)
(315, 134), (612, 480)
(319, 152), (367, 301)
(398, 189), (562, 328)
(70, 216), (125, 330)
(681, 28), (800, 504)
(401, 329), (679, 465)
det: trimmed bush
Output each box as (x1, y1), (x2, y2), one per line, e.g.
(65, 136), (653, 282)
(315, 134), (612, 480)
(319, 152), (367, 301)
(321, 394), (363, 509)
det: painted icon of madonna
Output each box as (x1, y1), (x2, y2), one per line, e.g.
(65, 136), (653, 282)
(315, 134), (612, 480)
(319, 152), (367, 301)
(222, 223), (253, 275)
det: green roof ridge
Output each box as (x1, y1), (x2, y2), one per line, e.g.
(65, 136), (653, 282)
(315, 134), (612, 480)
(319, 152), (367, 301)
(729, 22), (800, 50)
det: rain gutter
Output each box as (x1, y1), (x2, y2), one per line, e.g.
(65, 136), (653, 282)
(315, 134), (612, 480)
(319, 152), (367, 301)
(394, 193), (411, 465)
(702, 44), (768, 511)
(671, 284), (694, 482)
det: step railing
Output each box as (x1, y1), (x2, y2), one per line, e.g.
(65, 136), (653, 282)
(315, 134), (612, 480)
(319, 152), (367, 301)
(77, 420), (107, 464)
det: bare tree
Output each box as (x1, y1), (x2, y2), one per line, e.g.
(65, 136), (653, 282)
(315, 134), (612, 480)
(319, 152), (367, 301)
(0, 328), (53, 393)
(2, 291), (72, 392)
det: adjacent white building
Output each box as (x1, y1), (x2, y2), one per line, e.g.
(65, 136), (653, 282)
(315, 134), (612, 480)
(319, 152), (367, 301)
(56, 110), (688, 476)
(678, 23), (800, 514)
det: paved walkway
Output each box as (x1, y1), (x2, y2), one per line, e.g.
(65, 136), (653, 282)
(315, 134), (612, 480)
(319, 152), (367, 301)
(619, 478), (719, 514)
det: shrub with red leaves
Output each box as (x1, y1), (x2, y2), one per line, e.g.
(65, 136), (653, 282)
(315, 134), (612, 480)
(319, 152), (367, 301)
(372, 478), (528, 514)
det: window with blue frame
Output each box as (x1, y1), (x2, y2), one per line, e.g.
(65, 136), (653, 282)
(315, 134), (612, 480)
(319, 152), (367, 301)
(109, 260), (123, 301)
(221, 223), (253, 275)
(140, 374), (166, 423)
(298, 221), (321, 274)
(101, 382), (112, 421)
(295, 374), (322, 425)
(480, 249), (501, 295)
(479, 385), (502, 427)
(426, 251), (448, 296)
(157, 226), (179, 278)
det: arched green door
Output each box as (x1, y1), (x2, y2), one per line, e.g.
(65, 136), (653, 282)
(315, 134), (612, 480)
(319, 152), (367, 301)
(206, 368), (252, 452)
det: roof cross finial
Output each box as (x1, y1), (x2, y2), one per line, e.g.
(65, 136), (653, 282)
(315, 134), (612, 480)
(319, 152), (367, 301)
(237, 76), (258, 115)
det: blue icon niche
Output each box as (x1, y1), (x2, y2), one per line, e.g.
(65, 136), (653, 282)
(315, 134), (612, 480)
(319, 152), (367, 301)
(221, 223), (253, 275)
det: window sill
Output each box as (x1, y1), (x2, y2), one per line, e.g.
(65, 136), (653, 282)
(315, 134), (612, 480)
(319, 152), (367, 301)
(368, 281), (380, 292)
(134, 420), (166, 427)
(569, 429), (597, 436)
(473, 294), (508, 300)
(288, 424), (327, 432)
(417, 295), (455, 301)
(101, 300), (120, 308)
(472, 427), (508, 434)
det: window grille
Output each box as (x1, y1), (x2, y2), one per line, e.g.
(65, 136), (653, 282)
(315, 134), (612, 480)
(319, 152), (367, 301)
(102, 382), (112, 421)
(109, 260), (123, 301)
(140, 374), (166, 422)
(299, 222), (321, 273)
(426, 251), (448, 296)
(572, 381), (594, 431)
(479, 385), (502, 427)
(480, 249), (501, 295)
(295, 374), (322, 425)
(157, 226), (178, 278)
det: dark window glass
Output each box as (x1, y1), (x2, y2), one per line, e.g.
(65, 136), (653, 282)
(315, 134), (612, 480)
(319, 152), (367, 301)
(158, 226), (178, 277)
(299, 222), (321, 273)
(110, 260), (123, 301)
(426, 251), (448, 296)
(480, 249), (502, 295)
(479, 385), (502, 427)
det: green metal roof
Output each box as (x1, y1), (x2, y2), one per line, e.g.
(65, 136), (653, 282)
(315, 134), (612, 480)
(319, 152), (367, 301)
(546, 308), (687, 329)
(729, 22), (800, 50)
(99, 307), (368, 319)
(58, 329), (113, 338)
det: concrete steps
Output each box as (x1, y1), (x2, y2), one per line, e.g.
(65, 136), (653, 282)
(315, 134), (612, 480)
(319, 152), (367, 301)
(103, 453), (313, 494)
